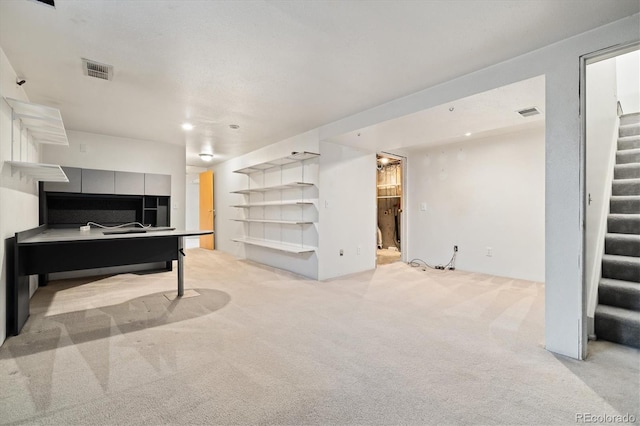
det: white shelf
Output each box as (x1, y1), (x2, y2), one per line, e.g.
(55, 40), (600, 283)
(6, 161), (69, 182)
(5, 98), (69, 146)
(232, 200), (314, 208)
(231, 152), (319, 260)
(233, 151), (319, 174)
(231, 182), (314, 194)
(233, 219), (314, 225)
(232, 237), (316, 253)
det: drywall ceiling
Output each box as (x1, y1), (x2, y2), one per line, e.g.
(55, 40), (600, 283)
(0, 1), (638, 166)
(327, 75), (545, 153)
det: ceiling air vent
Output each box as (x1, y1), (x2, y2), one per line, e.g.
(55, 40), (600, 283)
(82, 58), (113, 81)
(517, 107), (541, 118)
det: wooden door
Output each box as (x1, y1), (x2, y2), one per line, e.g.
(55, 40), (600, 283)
(199, 170), (214, 249)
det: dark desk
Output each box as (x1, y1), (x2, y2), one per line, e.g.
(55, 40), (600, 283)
(6, 225), (213, 336)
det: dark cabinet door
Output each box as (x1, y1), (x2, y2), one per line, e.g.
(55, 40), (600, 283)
(145, 173), (171, 196)
(82, 169), (115, 194)
(115, 171), (145, 195)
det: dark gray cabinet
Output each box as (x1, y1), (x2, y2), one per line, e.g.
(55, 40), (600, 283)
(41, 167), (171, 229)
(115, 171), (145, 195)
(82, 169), (115, 194)
(42, 167), (82, 193)
(145, 173), (171, 196)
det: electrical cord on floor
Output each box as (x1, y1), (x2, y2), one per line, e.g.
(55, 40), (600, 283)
(408, 248), (457, 271)
(408, 258), (438, 270)
(86, 221), (151, 229)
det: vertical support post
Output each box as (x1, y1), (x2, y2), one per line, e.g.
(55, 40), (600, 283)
(177, 236), (184, 297)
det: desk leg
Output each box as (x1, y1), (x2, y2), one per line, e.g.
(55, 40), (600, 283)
(177, 236), (184, 297)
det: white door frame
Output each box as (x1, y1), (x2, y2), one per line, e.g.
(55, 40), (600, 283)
(579, 40), (639, 359)
(376, 151), (408, 264)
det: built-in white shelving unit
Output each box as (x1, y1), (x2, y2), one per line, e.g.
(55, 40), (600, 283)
(4, 97), (69, 182)
(231, 151), (319, 254)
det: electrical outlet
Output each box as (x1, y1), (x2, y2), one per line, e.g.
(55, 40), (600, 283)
(339, 249), (344, 256)
(454, 245), (458, 252)
(486, 247), (493, 257)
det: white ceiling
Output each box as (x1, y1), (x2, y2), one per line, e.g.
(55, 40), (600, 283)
(0, 1), (638, 166)
(327, 75), (545, 153)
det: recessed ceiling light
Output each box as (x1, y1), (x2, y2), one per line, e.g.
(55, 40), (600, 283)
(199, 153), (213, 161)
(182, 123), (194, 131)
(465, 132), (472, 137)
(229, 124), (240, 130)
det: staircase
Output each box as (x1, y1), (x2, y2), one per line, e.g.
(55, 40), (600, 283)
(595, 112), (640, 349)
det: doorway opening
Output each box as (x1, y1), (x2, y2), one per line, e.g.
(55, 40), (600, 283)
(582, 43), (639, 353)
(376, 153), (404, 266)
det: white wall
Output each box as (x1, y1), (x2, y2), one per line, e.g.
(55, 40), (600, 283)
(42, 130), (186, 229)
(213, 130), (320, 279)
(318, 141), (377, 280)
(585, 58), (619, 325)
(312, 15), (639, 359)
(406, 127), (545, 282)
(0, 48), (39, 346)
(185, 172), (200, 249)
(616, 50), (640, 113)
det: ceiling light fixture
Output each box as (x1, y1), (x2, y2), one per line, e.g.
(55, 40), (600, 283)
(182, 123), (194, 131)
(199, 153), (213, 161)
(465, 132), (472, 137)
(229, 124), (240, 130)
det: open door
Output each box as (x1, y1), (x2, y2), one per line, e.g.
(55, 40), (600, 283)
(199, 170), (214, 249)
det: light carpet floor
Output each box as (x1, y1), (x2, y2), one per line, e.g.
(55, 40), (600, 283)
(0, 249), (638, 425)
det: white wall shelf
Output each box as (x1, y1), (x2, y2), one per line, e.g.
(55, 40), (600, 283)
(6, 161), (69, 182)
(233, 151), (319, 175)
(233, 219), (314, 225)
(232, 237), (316, 254)
(5, 97), (69, 146)
(231, 182), (314, 194)
(231, 152), (319, 256)
(4, 98), (70, 182)
(232, 200), (314, 208)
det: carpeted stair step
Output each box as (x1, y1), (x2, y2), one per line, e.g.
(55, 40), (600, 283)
(595, 305), (640, 348)
(616, 148), (640, 164)
(620, 112), (640, 126)
(605, 233), (640, 257)
(612, 178), (640, 196)
(609, 195), (640, 214)
(618, 136), (640, 151)
(598, 278), (640, 311)
(620, 123), (640, 138)
(602, 254), (640, 283)
(614, 163), (640, 179)
(607, 214), (640, 234)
